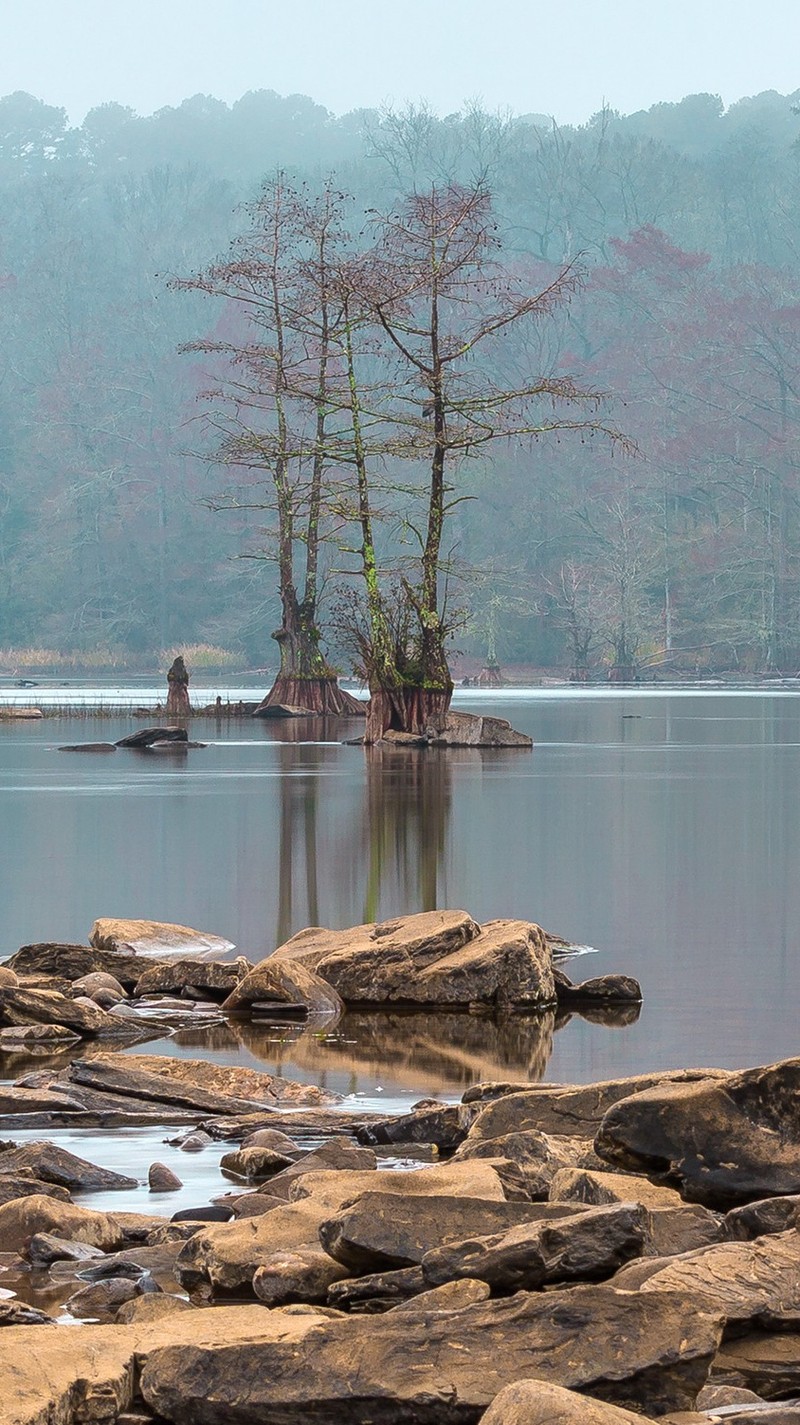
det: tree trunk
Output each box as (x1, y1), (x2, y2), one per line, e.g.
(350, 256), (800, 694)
(258, 673), (363, 716)
(364, 682), (453, 744)
(165, 656), (191, 718)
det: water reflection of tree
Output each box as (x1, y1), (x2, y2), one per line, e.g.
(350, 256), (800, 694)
(275, 739), (321, 946)
(361, 747), (452, 923)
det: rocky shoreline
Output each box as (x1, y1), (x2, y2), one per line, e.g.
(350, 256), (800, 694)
(1, 914), (799, 1425)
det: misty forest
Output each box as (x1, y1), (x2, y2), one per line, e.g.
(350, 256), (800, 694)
(4, 84), (800, 697)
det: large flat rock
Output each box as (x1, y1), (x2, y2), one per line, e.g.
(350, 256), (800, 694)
(140, 1286), (724, 1422)
(0, 1304), (319, 1425)
(464, 1070), (729, 1141)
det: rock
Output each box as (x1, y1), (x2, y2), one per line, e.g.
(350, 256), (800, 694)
(252, 1246), (350, 1305)
(327, 1265), (427, 1312)
(421, 1202), (647, 1291)
(26, 1232), (106, 1266)
(115, 726), (189, 748)
(271, 908), (480, 975)
(140, 1286), (725, 1422)
(228, 1193), (284, 1219)
(0, 967), (18, 988)
(0, 986), (112, 1037)
(390, 1277), (490, 1314)
(177, 1132), (213, 1153)
(345, 917), (555, 1008)
(63, 1051), (338, 1113)
(549, 1166), (687, 1210)
(0, 1023), (81, 1051)
(149, 1162), (183, 1192)
(710, 1333), (800, 1398)
(57, 741), (116, 751)
(0, 1303), (320, 1425)
(219, 1146), (295, 1181)
(226, 1197), (282, 1219)
(90, 917), (235, 960)
(554, 970), (643, 1003)
(0, 1174), (71, 1207)
(455, 1131), (598, 1197)
(172, 1206), (234, 1224)
(135, 957), (252, 999)
(319, 1193), (585, 1273)
(0, 1301), (53, 1325)
(645, 1204), (728, 1257)
(480, 1380), (651, 1425)
(355, 1103), (473, 1153)
(430, 711), (533, 748)
(465, 1069), (727, 1139)
(0, 1140), (137, 1191)
(223, 956), (343, 1019)
(5, 941), (164, 989)
(595, 1059), (800, 1208)
(253, 703), (315, 718)
(176, 1161), (510, 1295)
(240, 1127), (300, 1155)
(0, 705), (42, 719)
(726, 1197), (800, 1240)
(0, 1194), (123, 1252)
(65, 1276), (141, 1320)
(696, 1385), (766, 1409)
(72, 972), (127, 998)
(634, 1231), (800, 1331)
(247, 1139), (377, 1199)
(117, 1293), (192, 1323)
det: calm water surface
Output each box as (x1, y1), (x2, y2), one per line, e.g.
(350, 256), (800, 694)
(1, 689), (798, 1101)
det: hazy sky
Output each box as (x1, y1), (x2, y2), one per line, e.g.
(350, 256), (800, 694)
(2, 0), (799, 125)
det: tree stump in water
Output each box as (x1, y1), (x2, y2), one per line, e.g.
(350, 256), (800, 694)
(166, 656), (191, 717)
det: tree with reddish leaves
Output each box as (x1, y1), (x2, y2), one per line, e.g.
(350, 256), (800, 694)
(340, 183), (623, 741)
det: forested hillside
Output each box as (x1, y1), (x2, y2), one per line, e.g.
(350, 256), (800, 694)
(2, 85), (800, 675)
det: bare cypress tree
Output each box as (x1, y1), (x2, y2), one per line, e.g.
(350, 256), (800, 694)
(173, 177), (362, 716)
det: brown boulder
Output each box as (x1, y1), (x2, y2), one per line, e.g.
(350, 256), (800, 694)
(465, 1070), (728, 1141)
(0, 1194), (124, 1252)
(140, 1286), (724, 1422)
(0, 966), (18, 987)
(0, 1141), (137, 1191)
(549, 1167), (686, 1210)
(117, 1293), (192, 1323)
(421, 1202), (647, 1291)
(636, 1231), (800, 1330)
(222, 957), (343, 1018)
(5, 941), (164, 988)
(480, 1381), (651, 1425)
(595, 1059), (800, 1207)
(64, 1051), (338, 1112)
(135, 957), (252, 999)
(272, 909), (480, 974)
(319, 1193), (583, 1273)
(0, 986), (112, 1037)
(710, 1333), (800, 1399)
(252, 1246), (350, 1305)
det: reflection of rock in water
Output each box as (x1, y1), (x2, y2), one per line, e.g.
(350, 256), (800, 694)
(229, 1008), (556, 1096)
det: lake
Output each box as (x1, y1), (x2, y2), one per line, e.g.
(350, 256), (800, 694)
(1, 688), (798, 1105)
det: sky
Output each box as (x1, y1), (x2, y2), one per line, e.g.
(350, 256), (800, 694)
(1, 0), (798, 126)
